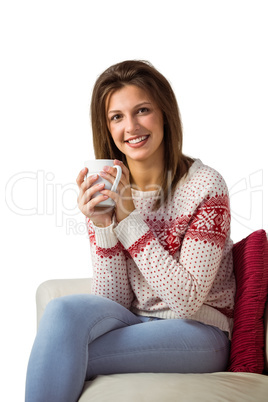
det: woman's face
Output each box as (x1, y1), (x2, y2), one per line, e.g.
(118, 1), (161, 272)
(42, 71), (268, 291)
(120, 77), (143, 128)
(106, 85), (164, 165)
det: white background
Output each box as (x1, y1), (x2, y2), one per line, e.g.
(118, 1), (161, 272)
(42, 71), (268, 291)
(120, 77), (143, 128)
(1, 0), (267, 399)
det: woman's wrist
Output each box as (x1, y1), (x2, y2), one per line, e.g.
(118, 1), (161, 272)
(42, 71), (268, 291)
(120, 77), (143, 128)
(92, 219), (112, 228)
(116, 200), (136, 223)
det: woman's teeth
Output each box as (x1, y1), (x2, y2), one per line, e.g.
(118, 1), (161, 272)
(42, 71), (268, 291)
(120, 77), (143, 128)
(127, 135), (148, 144)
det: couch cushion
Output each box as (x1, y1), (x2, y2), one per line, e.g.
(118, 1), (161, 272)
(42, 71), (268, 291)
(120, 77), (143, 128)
(228, 230), (268, 373)
(79, 373), (268, 402)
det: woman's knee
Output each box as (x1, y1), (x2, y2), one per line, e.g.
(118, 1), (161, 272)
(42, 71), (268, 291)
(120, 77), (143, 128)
(40, 294), (140, 344)
(45, 294), (103, 315)
(42, 294), (128, 329)
(39, 294), (98, 332)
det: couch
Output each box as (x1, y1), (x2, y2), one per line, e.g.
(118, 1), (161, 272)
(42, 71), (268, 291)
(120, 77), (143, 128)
(36, 276), (268, 402)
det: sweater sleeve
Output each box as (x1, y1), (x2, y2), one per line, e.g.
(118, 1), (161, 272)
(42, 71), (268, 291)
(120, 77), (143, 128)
(86, 218), (134, 308)
(113, 185), (231, 318)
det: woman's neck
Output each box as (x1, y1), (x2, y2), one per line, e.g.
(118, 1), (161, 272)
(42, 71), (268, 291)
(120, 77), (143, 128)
(127, 158), (164, 192)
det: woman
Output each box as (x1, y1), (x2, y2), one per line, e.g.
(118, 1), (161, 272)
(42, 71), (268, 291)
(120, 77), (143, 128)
(25, 60), (235, 402)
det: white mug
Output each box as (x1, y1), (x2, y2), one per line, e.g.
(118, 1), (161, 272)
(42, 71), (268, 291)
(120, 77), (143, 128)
(84, 159), (122, 207)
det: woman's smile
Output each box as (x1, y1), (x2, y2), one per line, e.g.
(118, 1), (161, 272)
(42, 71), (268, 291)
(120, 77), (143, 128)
(125, 134), (150, 147)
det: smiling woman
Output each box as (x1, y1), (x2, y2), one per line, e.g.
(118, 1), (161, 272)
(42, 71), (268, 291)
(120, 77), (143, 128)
(25, 60), (235, 402)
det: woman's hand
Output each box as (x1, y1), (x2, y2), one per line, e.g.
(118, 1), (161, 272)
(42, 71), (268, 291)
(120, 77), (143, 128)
(99, 160), (135, 223)
(76, 168), (114, 227)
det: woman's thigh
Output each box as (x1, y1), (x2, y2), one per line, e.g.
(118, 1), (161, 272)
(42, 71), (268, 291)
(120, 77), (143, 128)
(86, 318), (230, 378)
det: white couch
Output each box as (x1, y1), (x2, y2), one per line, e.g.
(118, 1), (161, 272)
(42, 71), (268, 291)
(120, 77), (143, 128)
(36, 278), (268, 402)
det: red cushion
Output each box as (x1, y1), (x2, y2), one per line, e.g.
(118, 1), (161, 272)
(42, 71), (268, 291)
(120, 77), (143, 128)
(228, 229), (268, 373)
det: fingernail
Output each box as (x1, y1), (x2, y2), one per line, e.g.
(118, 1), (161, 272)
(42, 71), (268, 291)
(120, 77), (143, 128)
(99, 171), (107, 176)
(91, 174), (98, 179)
(103, 166), (110, 172)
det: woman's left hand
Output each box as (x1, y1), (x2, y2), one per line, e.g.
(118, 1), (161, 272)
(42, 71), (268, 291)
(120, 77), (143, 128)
(99, 160), (135, 223)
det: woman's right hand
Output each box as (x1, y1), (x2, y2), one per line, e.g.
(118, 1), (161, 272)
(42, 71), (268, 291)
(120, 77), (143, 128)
(76, 168), (114, 227)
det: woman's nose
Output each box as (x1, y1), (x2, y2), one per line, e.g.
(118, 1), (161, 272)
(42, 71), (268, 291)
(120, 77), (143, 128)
(125, 115), (140, 134)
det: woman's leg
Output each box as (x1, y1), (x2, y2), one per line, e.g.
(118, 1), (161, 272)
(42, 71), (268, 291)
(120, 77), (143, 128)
(25, 294), (230, 401)
(86, 318), (230, 378)
(25, 294), (141, 402)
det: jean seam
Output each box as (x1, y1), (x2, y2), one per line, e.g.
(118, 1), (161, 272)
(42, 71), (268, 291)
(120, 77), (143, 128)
(88, 343), (230, 362)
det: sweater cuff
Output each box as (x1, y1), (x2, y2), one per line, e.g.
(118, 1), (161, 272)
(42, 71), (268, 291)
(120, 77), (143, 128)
(93, 221), (118, 249)
(114, 210), (149, 249)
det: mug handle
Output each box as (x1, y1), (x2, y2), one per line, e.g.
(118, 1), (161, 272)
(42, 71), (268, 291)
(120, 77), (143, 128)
(111, 165), (122, 192)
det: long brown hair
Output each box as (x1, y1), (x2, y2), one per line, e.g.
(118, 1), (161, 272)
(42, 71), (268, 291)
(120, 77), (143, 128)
(90, 60), (194, 209)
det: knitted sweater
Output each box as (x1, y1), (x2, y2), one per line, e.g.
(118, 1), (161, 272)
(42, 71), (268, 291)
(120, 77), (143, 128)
(87, 159), (236, 338)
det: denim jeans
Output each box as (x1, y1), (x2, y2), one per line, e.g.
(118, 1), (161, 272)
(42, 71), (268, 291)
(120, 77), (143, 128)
(25, 294), (230, 402)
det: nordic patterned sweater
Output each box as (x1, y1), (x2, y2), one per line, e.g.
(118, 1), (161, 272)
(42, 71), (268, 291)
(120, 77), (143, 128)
(86, 159), (236, 338)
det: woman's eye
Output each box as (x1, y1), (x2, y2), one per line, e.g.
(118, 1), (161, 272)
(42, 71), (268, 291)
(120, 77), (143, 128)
(138, 107), (149, 114)
(111, 114), (121, 121)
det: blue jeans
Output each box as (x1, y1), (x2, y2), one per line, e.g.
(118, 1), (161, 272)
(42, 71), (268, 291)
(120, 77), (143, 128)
(25, 294), (230, 402)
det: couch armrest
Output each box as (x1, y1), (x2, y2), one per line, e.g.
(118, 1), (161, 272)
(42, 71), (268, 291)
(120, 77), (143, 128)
(36, 278), (92, 329)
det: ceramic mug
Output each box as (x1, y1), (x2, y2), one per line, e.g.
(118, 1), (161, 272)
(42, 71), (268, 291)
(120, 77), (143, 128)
(84, 159), (122, 207)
